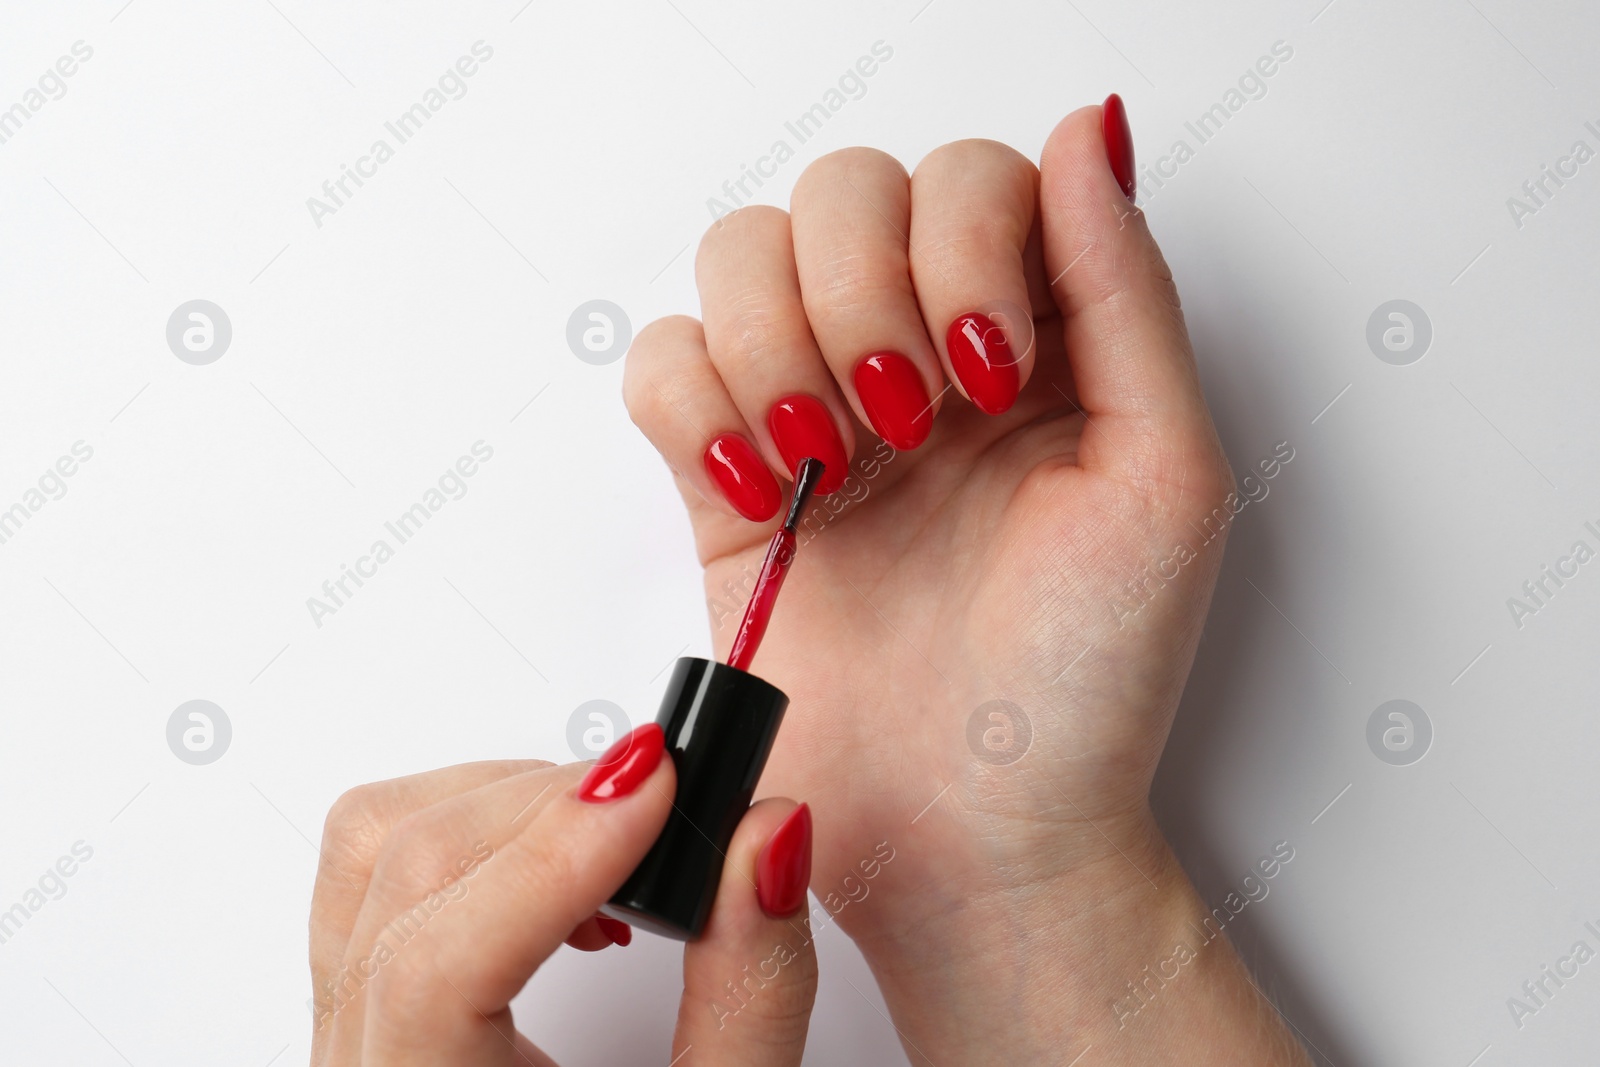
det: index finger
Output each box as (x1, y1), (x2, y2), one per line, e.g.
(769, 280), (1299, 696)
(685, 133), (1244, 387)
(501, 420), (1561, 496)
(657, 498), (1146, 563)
(355, 726), (675, 1063)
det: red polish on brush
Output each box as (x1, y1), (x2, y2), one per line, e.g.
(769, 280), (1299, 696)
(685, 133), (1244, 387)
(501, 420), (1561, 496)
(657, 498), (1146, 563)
(726, 456), (824, 672)
(602, 459), (824, 941)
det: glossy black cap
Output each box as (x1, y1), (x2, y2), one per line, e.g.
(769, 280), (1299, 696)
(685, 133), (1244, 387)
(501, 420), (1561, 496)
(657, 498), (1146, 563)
(602, 657), (788, 940)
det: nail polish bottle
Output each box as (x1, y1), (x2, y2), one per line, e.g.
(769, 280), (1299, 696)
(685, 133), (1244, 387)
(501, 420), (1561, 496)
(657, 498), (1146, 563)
(600, 657), (787, 940)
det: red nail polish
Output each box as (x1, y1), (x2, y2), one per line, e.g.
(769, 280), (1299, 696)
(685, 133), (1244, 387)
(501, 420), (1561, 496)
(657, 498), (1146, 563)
(704, 433), (782, 522)
(595, 915), (633, 946)
(1103, 93), (1136, 202)
(768, 395), (849, 495)
(576, 723), (665, 803)
(756, 803), (812, 918)
(946, 312), (1019, 415)
(853, 352), (933, 450)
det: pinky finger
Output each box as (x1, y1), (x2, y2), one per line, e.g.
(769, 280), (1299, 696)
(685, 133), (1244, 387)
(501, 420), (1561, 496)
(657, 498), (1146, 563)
(624, 316), (784, 525)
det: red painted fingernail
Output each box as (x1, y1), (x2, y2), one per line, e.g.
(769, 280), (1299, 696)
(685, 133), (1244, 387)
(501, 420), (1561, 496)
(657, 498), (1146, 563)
(1103, 93), (1136, 202)
(852, 352), (932, 450)
(756, 803), (812, 918)
(704, 433), (782, 522)
(576, 723), (665, 803)
(595, 915), (633, 946)
(768, 395), (849, 495)
(946, 312), (1019, 415)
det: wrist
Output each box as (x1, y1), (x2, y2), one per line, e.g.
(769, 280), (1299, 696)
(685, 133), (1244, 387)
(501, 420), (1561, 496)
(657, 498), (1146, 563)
(852, 811), (1312, 1066)
(853, 808), (1177, 1062)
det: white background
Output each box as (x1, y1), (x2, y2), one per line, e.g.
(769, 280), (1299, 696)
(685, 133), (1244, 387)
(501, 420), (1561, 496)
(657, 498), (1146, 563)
(2, 0), (1598, 1064)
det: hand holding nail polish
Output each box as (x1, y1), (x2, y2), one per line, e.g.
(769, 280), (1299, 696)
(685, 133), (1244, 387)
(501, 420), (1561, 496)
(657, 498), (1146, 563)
(309, 731), (818, 1065)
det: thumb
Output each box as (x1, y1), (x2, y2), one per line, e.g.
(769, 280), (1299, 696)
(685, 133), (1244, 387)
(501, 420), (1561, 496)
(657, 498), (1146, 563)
(673, 799), (819, 1066)
(1040, 96), (1224, 486)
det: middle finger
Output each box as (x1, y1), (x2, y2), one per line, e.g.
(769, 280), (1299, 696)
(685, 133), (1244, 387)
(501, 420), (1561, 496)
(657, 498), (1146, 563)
(791, 147), (945, 452)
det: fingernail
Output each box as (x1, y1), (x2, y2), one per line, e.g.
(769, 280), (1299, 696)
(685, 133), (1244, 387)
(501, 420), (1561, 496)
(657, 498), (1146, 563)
(756, 803), (812, 918)
(704, 433), (782, 522)
(768, 395), (849, 495)
(595, 915), (633, 946)
(1103, 93), (1136, 202)
(946, 312), (1019, 414)
(853, 352), (933, 450)
(576, 723), (665, 803)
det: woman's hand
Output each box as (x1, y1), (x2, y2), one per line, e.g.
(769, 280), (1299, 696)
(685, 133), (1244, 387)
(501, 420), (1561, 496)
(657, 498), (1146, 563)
(308, 730), (818, 1065)
(624, 101), (1310, 1064)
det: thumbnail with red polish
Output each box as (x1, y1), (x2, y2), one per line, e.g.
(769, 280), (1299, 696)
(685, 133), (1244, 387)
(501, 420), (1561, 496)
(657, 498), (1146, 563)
(768, 395), (848, 495)
(1103, 92), (1136, 201)
(853, 352), (933, 450)
(756, 803), (812, 918)
(946, 312), (1019, 414)
(576, 723), (664, 802)
(704, 433), (782, 522)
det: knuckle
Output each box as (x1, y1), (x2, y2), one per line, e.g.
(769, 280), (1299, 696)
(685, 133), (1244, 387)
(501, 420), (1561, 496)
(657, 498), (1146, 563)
(802, 251), (913, 325)
(320, 783), (394, 869)
(698, 204), (790, 263)
(735, 943), (819, 1043)
(795, 146), (907, 200)
(917, 138), (1038, 203)
(623, 319), (707, 437)
(629, 372), (693, 439)
(717, 299), (800, 368)
(500, 839), (581, 926)
(622, 316), (702, 416)
(919, 136), (1030, 175)
(1136, 235), (1185, 318)
(630, 314), (703, 360)
(1083, 209), (1185, 324)
(367, 808), (459, 901)
(913, 139), (1038, 249)
(919, 225), (1011, 281)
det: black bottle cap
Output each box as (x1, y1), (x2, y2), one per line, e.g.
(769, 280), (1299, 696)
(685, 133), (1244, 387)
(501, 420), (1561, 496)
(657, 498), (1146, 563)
(602, 656), (788, 940)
